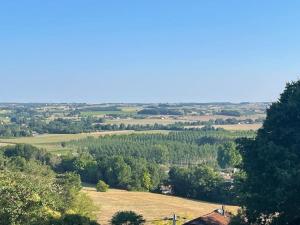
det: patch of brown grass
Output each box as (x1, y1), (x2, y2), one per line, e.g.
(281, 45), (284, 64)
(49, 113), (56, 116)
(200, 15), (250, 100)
(214, 123), (262, 131)
(82, 188), (238, 225)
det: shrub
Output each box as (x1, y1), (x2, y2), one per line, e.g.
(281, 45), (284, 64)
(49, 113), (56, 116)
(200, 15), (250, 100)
(96, 180), (109, 192)
(111, 211), (145, 225)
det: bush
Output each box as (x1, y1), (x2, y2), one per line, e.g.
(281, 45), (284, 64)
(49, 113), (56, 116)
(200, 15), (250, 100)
(111, 211), (145, 225)
(96, 180), (109, 192)
(49, 214), (100, 225)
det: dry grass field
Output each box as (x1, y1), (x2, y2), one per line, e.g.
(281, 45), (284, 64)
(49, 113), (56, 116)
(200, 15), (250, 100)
(185, 123), (262, 131)
(83, 188), (238, 225)
(0, 143), (12, 147)
(214, 123), (262, 131)
(182, 114), (264, 121)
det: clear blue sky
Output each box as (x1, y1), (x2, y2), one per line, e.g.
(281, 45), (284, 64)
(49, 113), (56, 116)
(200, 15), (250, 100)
(0, 1), (299, 103)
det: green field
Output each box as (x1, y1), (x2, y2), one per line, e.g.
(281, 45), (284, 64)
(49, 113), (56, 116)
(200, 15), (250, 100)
(0, 130), (168, 153)
(0, 131), (135, 153)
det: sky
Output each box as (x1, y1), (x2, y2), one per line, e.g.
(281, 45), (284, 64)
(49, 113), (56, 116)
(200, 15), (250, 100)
(0, 1), (299, 103)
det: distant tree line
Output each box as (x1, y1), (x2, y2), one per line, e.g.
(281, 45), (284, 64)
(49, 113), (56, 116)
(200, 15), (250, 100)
(0, 124), (32, 137)
(0, 116), (262, 137)
(137, 108), (183, 115)
(0, 103), (264, 137)
(80, 106), (121, 112)
(215, 110), (241, 117)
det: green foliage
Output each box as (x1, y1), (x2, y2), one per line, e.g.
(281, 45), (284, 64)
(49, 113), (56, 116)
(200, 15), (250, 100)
(111, 211), (145, 225)
(0, 170), (63, 225)
(217, 142), (242, 168)
(228, 209), (248, 225)
(60, 130), (253, 192)
(142, 171), (152, 191)
(2, 144), (60, 168)
(96, 180), (109, 192)
(137, 107), (183, 115)
(59, 153), (166, 191)
(216, 110), (241, 117)
(69, 130), (253, 166)
(169, 165), (234, 203)
(0, 123), (31, 137)
(49, 214), (99, 225)
(67, 192), (98, 220)
(237, 80), (300, 225)
(0, 145), (99, 225)
(104, 156), (132, 188)
(56, 172), (82, 208)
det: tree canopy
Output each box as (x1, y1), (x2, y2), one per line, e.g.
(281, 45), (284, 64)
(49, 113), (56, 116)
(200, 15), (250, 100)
(111, 211), (145, 225)
(0, 144), (99, 225)
(236, 80), (300, 225)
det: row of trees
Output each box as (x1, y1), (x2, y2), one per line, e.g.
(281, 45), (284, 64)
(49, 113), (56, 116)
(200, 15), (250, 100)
(0, 123), (32, 137)
(59, 153), (166, 191)
(215, 110), (241, 117)
(68, 130), (251, 167)
(137, 107), (183, 115)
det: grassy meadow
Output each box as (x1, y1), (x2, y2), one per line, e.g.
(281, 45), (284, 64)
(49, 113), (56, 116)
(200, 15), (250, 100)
(0, 131), (135, 153)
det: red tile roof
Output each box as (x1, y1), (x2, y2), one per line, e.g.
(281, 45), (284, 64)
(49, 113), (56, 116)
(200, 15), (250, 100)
(183, 210), (230, 225)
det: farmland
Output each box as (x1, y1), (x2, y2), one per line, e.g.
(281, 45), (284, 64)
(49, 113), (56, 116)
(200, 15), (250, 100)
(83, 187), (238, 225)
(214, 123), (262, 131)
(0, 102), (267, 138)
(0, 130), (167, 153)
(0, 102), (265, 224)
(106, 118), (188, 125)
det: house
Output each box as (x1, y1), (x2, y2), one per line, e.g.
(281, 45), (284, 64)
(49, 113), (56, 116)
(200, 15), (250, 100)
(183, 208), (231, 225)
(160, 185), (173, 195)
(219, 172), (234, 183)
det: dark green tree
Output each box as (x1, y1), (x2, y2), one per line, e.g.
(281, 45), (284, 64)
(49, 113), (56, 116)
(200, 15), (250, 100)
(49, 214), (99, 225)
(0, 171), (63, 225)
(217, 142), (241, 169)
(236, 80), (300, 225)
(169, 165), (229, 202)
(111, 211), (145, 225)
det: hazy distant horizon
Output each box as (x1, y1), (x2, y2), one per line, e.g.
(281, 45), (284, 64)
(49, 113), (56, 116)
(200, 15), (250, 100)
(0, 76), (296, 103)
(0, 101), (271, 105)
